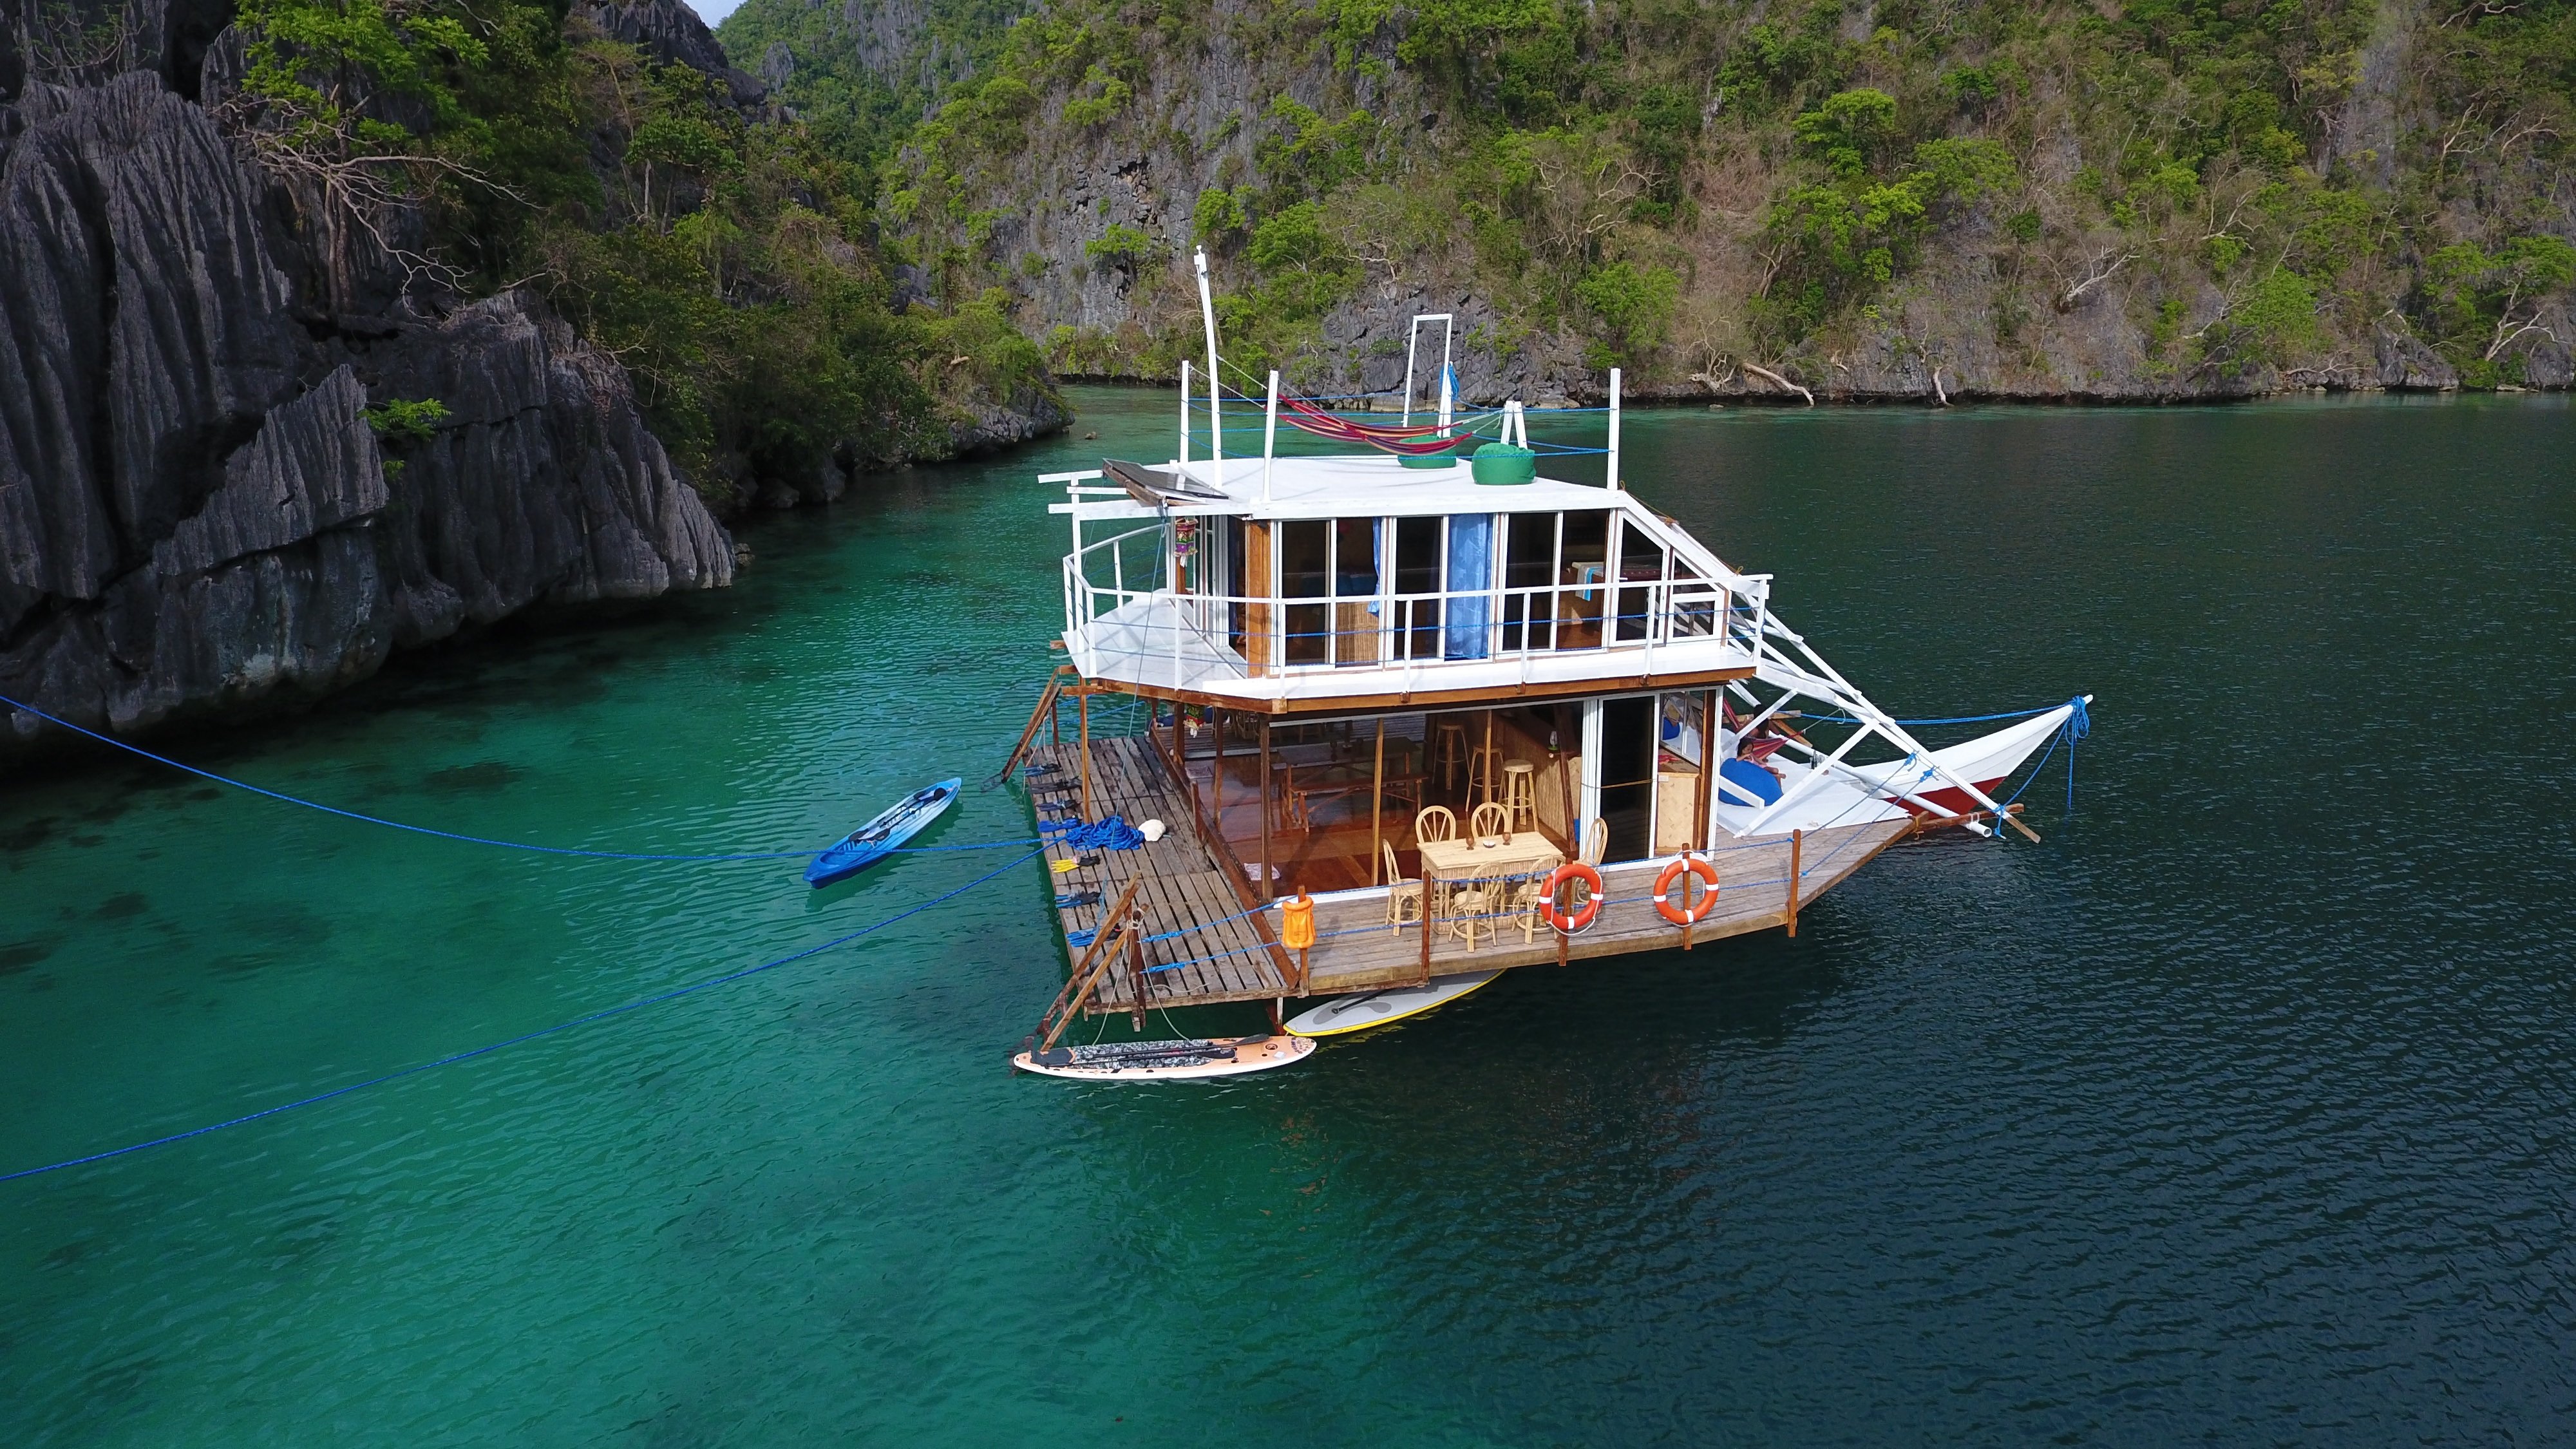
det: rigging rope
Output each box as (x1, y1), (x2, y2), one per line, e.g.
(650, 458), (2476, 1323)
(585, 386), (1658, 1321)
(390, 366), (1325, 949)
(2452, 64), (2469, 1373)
(0, 844), (1048, 1184)
(0, 692), (1033, 860)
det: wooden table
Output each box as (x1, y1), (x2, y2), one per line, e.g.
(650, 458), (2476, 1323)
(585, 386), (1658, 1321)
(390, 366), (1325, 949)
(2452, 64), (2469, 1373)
(1417, 835), (1564, 945)
(1274, 760), (1427, 829)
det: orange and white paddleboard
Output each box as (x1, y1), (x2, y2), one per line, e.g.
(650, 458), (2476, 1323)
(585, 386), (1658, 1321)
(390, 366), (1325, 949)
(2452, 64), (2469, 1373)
(1012, 1034), (1314, 1081)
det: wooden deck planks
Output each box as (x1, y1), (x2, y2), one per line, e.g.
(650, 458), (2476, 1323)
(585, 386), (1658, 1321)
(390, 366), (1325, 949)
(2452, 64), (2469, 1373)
(1025, 734), (1916, 1012)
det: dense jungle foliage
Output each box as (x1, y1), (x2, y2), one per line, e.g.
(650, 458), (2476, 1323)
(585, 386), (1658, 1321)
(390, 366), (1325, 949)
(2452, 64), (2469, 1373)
(721, 0), (2576, 392)
(102, 0), (1048, 503)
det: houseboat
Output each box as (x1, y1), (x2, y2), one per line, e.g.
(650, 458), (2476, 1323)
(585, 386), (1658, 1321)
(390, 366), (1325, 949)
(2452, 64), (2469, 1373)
(1012, 261), (2086, 1074)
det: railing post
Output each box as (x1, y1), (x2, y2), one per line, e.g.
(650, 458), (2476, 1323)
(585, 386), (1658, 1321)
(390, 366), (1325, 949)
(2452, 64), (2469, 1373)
(1785, 828), (1803, 937)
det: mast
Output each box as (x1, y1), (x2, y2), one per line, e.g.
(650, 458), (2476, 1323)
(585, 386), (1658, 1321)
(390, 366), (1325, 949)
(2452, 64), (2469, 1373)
(1193, 247), (1223, 486)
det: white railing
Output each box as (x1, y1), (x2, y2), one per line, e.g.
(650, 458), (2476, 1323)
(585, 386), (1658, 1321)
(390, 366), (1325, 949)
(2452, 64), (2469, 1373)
(1064, 565), (1736, 685)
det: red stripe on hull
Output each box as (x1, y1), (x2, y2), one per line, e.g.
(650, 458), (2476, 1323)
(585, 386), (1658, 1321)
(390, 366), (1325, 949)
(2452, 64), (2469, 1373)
(1897, 778), (2007, 817)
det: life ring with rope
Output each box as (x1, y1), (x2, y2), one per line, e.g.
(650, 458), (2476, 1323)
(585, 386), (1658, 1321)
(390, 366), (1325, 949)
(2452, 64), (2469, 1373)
(1653, 855), (1721, 925)
(1537, 861), (1604, 934)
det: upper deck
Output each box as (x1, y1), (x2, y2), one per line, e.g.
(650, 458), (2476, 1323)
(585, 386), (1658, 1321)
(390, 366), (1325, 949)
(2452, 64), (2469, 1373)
(1050, 452), (1767, 713)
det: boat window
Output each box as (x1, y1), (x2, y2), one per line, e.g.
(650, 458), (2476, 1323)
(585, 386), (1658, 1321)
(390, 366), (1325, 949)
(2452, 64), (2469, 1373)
(1501, 513), (1556, 652)
(1332, 517), (1381, 665)
(1669, 564), (1718, 639)
(1558, 511), (1609, 649)
(1615, 520), (1665, 643)
(1281, 519), (1329, 665)
(1444, 514), (1494, 660)
(1394, 515), (1443, 660)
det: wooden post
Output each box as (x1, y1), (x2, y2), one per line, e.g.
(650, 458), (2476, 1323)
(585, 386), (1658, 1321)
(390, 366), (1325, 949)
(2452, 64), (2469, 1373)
(1370, 715), (1387, 886)
(1785, 828), (1803, 938)
(1211, 706), (1226, 828)
(1419, 860), (1435, 982)
(1258, 715), (1273, 896)
(1692, 690), (1717, 851)
(1126, 911), (1150, 1030)
(1481, 708), (1497, 808)
(1077, 690), (1093, 822)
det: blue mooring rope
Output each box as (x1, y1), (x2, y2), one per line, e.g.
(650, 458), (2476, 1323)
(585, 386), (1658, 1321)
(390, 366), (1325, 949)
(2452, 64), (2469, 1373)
(0, 692), (1033, 860)
(0, 844), (1048, 1184)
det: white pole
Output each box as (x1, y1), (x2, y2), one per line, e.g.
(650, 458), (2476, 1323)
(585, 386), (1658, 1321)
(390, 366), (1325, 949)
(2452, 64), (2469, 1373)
(1262, 370), (1280, 507)
(1607, 366), (1622, 491)
(1440, 319), (1455, 428)
(1193, 247), (1223, 486)
(1179, 359), (1191, 466)
(1401, 322), (1419, 428)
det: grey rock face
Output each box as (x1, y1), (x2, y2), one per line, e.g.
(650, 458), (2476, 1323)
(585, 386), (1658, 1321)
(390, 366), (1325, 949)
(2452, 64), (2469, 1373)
(2375, 328), (2460, 390)
(0, 68), (734, 758)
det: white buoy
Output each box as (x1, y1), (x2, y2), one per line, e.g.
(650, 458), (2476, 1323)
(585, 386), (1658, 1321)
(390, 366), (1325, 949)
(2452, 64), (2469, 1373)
(1140, 819), (1167, 842)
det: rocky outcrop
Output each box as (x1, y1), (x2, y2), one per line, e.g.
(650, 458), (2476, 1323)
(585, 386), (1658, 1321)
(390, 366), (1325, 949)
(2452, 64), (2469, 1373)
(0, 69), (733, 756)
(2374, 326), (2460, 391)
(576, 0), (769, 112)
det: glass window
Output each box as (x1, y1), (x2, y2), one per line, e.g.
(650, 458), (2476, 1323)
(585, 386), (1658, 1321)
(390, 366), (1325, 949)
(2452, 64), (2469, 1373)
(1332, 518), (1381, 666)
(1615, 520), (1665, 643)
(1281, 519), (1328, 665)
(1501, 513), (1556, 652)
(1557, 510), (1610, 650)
(1394, 516), (1443, 660)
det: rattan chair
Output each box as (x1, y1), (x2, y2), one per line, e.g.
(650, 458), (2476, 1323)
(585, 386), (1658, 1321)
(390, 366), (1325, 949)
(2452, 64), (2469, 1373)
(1382, 840), (1423, 933)
(1469, 801), (1513, 847)
(1414, 805), (1457, 844)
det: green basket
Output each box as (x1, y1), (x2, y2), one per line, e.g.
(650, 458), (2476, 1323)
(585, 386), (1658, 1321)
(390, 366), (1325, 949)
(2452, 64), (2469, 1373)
(1398, 434), (1472, 469)
(1470, 442), (1537, 486)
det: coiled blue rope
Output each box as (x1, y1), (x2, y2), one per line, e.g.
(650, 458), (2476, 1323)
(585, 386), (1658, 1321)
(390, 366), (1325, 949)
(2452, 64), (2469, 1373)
(1039, 815), (1146, 851)
(0, 844), (1048, 1184)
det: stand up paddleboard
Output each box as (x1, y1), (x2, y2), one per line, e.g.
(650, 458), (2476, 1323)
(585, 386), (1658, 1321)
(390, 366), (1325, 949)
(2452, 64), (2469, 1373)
(1012, 1034), (1313, 1080)
(1283, 970), (1502, 1037)
(804, 777), (961, 887)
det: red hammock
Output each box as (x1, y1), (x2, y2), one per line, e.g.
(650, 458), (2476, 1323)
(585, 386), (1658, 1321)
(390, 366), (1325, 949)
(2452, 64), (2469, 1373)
(1274, 393), (1473, 455)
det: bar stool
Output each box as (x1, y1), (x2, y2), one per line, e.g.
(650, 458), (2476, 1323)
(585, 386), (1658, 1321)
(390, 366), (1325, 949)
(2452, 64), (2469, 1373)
(1499, 760), (1537, 834)
(1466, 743), (1503, 803)
(1431, 720), (1468, 790)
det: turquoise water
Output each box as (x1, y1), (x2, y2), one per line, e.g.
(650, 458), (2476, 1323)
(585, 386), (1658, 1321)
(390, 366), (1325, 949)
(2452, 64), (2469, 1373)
(4, 389), (2572, 1443)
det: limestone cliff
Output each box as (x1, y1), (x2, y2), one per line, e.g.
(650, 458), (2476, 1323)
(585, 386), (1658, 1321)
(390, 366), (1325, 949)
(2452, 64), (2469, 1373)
(0, 60), (732, 756)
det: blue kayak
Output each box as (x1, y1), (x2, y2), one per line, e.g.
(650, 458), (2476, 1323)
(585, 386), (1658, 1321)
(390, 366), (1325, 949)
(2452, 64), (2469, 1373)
(804, 777), (961, 887)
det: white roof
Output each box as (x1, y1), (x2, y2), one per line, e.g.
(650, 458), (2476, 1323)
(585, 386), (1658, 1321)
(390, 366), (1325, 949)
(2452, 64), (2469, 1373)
(1160, 454), (1634, 521)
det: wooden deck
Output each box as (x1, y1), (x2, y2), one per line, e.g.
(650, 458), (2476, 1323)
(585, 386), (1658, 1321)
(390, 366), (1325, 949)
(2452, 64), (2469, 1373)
(1024, 733), (1915, 1016)
(1024, 735), (1294, 1012)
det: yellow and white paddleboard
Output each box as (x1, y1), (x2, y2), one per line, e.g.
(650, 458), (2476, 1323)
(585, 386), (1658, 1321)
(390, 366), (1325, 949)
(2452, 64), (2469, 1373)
(1284, 970), (1504, 1037)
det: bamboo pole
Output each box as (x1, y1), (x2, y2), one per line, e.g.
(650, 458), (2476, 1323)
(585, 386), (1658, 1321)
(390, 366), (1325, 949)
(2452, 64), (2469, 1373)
(1258, 715), (1273, 895)
(1481, 708), (1496, 809)
(1371, 715), (1387, 886)
(1785, 828), (1803, 938)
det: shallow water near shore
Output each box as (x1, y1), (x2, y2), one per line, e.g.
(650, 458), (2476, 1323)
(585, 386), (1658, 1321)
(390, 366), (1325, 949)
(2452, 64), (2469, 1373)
(5, 388), (2573, 1444)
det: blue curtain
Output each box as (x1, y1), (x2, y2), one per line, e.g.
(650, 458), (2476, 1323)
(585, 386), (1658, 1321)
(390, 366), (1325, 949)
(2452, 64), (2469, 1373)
(1444, 514), (1493, 659)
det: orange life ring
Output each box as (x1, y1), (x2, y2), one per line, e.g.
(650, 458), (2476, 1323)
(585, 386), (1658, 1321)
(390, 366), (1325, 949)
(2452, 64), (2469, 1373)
(1537, 862), (1603, 934)
(1654, 856), (1721, 925)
